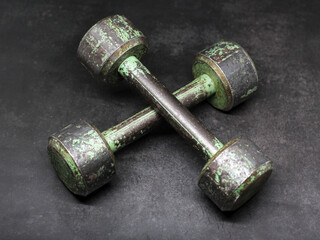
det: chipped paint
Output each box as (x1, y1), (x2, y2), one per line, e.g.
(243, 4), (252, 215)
(48, 121), (116, 196)
(103, 73), (218, 152)
(77, 15), (147, 83)
(198, 138), (273, 211)
(118, 56), (223, 159)
(193, 41), (259, 111)
(241, 86), (258, 99)
(50, 14), (272, 210)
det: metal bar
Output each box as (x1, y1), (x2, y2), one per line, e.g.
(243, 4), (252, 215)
(118, 56), (224, 160)
(102, 74), (216, 152)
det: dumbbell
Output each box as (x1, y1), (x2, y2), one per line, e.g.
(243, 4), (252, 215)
(48, 15), (273, 211)
(49, 74), (214, 196)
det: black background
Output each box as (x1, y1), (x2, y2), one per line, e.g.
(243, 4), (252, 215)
(1, 0), (319, 239)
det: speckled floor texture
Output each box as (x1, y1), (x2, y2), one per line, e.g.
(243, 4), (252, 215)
(0, 0), (319, 239)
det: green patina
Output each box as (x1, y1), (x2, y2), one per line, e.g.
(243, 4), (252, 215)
(193, 55), (232, 111)
(48, 121), (117, 196)
(198, 139), (238, 186)
(204, 42), (240, 58)
(108, 15), (143, 42)
(80, 15), (147, 84)
(173, 74), (215, 103)
(101, 15), (145, 67)
(118, 56), (150, 79)
(215, 174), (220, 183)
(118, 56), (224, 159)
(233, 161), (273, 198)
(103, 74), (217, 152)
(240, 86), (258, 99)
(198, 138), (273, 211)
(220, 50), (240, 63)
(86, 37), (103, 55)
(73, 18), (271, 206)
(103, 108), (155, 152)
(193, 41), (259, 111)
(48, 138), (87, 194)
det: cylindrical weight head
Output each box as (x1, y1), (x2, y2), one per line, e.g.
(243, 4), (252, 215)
(77, 15), (148, 83)
(198, 138), (273, 211)
(192, 41), (258, 111)
(48, 120), (116, 196)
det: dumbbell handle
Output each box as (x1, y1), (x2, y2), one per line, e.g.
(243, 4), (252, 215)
(118, 56), (223, 160)
(102, 73), (220, 153)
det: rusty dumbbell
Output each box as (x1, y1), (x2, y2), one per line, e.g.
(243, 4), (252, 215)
(48, 15), (273, 211)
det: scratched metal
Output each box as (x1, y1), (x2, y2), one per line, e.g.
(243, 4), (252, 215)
(48, 74), (216, 196)
(48, 120), (116, 196)
(117, 50), (272, 211)
(118, 56), (224, 160)
(103, 74), (216, 152)
(198, 138), (273, 211)
(193, 41), (258, 111)
(77, 15), (148, 83)
(50, 14), (273, 210)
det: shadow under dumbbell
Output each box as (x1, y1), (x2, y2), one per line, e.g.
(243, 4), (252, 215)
(72, 177), (119, 205)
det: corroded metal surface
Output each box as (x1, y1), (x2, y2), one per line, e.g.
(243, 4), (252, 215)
(193, 41), (258, 111)
(103, 74), (216, 152)
(50, 14), (273, 210)
(48, 120), (115, 196)
(77, 15), (147, 83)
(48, 74), (216, 195)
(198, 138), (273, 211)
(118, 56), (223, 160)
(117, 50), (272, 211)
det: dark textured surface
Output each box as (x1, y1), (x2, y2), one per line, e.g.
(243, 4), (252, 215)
(0, 0), (319, 239)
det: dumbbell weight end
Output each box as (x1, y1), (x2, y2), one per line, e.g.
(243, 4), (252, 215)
(117, 53), (272, 212)
(48, 73), (218, 196)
